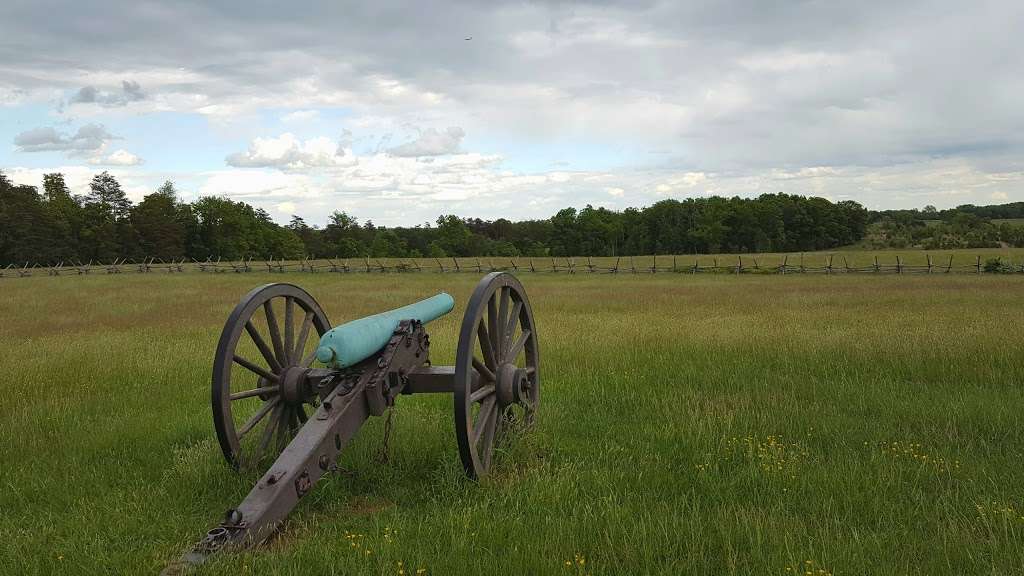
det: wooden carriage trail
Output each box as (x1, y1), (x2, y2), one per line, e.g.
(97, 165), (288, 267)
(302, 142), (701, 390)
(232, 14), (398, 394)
(3, 253), (1024, 278)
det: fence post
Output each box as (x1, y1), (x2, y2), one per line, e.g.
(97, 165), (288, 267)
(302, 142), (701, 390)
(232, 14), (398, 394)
(896, 255), (903, 275)
(946, 255), (953, 273)
(927, 254), (933, 274)
(976, 255), (981, 274)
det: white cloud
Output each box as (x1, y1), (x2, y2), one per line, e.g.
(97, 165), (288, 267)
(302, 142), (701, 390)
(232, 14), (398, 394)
(991, 191), (1009, 200)
(89, 149), (144, 166)
(606, 187), (625, 197)
(226, 133), (355, 170)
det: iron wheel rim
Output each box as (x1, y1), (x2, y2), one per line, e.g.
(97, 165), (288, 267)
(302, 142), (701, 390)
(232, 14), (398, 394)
(211, 283), (331, 471)
(454, 272), (540, 479)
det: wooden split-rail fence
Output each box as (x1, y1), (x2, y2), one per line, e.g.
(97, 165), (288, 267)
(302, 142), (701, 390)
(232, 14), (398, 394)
(3, 254), (1024, 279)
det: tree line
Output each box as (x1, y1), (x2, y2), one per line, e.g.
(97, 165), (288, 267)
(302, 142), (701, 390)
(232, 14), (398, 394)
(1, 168), (1019, 265)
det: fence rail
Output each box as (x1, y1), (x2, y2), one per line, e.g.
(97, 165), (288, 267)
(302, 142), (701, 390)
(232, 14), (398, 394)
(3, 253), (1024, 278)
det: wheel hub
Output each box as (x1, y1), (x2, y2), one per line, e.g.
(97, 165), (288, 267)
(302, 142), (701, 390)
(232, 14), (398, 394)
(495, 363), (527, 406)
(280, 367), (309, 405)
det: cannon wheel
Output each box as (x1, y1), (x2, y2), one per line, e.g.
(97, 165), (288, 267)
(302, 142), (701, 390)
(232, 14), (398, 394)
(454, 272), (540, 478)
(212, 283), (331, 471)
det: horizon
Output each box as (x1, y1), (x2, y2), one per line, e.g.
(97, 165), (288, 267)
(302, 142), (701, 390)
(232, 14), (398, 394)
(2, 1), (1022, 227)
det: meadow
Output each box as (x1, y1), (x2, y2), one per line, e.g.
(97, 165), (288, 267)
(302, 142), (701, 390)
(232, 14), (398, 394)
(1, 270), (1022, 575)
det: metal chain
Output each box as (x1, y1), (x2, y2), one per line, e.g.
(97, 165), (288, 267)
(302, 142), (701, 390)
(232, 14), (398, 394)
(376, 406), (394, 464)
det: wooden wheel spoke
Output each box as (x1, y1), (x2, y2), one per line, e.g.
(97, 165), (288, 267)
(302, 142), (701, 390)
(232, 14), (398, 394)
(263, 301), (287, 367)
(506, 329), (532, 362)
(472, 356), (496, 382)
(487, 294), (499, 363)
(472, 397), (497, 446)
(238, 397), (280, 438)
(230, 385), (279, 401)
(275, 407), (289, 452)
(477, 321), (497, 370)
(301, 347), (318, 367)
(244, 321), (282, 373)
(504, 300), (522, 351)
(292, 311), (314, 363)
(479, 404), (499, 462)
(254, 403), (281, 461)
(288, 407), (300, 435)
(232, 355), (280, 383)
(496, 287), (509, 359)
(470, 384), (495, 403)
(284, 297), (295, 365)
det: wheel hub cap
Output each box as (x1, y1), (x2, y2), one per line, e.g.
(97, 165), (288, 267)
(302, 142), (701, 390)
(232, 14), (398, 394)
(496, 363), (527, 406)
(280, 367), (308, 405)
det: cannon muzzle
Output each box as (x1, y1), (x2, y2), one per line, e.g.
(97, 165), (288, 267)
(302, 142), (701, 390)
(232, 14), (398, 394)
(315, 292), (455, 368)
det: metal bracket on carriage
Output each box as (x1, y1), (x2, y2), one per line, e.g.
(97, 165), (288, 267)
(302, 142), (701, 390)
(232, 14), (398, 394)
(366, 319), (428, 416)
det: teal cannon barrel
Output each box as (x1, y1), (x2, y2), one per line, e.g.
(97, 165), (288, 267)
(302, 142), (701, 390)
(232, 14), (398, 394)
(315, 293), (455, 368)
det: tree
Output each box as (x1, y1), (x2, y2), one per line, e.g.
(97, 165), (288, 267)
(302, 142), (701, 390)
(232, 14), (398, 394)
(287, 215), (324, 256)
(435, 215), (473, 256)
(0, 176), (68, 263)
(369, 229), (408, 257)
(86, 171), (131, 220)
(132, 181), (187, 260)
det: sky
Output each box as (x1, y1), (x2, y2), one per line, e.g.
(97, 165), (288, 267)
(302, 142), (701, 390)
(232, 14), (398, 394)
(1, 0), (1022, 227)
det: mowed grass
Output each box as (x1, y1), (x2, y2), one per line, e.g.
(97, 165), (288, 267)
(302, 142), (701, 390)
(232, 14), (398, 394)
(1, 273), (1022, 575)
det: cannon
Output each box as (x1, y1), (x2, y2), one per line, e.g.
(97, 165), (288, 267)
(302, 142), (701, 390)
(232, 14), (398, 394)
(166, 272), (539, 572)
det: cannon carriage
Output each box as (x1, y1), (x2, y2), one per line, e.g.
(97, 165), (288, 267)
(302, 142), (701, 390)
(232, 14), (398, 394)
(166, 272), (539, 572)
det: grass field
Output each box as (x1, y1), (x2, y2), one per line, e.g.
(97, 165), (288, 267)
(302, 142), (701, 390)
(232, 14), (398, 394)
(2, 272), (1023, 575)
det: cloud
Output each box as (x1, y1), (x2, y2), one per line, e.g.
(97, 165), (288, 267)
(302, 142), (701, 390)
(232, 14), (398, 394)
(387, 127), (465, 157)
(68, 80), (146, 107)
(226, 133), (354, 170)
(2, 1), (1024, 216)
(90, 149), (144, 166)
(13, 124), (117, 153)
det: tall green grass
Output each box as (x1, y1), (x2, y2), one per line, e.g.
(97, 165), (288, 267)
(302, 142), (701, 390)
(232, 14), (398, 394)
(1, 273), (1021, 575)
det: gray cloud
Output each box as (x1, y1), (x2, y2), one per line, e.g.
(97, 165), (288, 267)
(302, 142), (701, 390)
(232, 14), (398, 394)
(388, 127), (465, 157)
(68, 80), (145, 106)
(14, 124), (117, 153)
